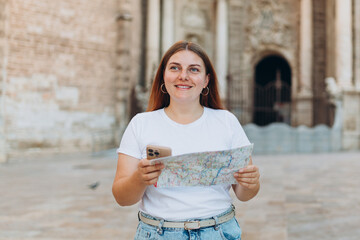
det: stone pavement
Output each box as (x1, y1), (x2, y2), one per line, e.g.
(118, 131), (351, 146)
(1, 150), (360, 240)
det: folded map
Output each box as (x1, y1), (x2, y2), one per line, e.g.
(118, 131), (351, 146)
(149, 144), (254, 187)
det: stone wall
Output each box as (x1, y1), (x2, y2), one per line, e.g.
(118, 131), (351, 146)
(3, 0), (119, 158)
(343, 91), (360, 149)
(0, 0), (8, 162)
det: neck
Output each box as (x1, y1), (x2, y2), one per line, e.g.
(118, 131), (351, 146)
(165, 102), (204, 124)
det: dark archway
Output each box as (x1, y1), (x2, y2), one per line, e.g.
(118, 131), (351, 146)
(253, 55), (292, 126)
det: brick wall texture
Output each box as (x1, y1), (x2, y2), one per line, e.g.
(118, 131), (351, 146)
(3, 0), (119, 157)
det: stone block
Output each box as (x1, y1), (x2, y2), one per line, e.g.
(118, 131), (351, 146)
(342, 132), (360, 150)
(55, 86), (79, 108)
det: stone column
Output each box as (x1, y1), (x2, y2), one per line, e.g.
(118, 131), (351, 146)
(355, 0), (360, 90)
(335, 0), (353, 89)
(336, 0), (360, 150)
(300, 0), (313, 95)
(115, 0), (133, 143)
(161, 0), (174, 56)
(296, 0), (313, 126)
(215, 0), (228, 99)
(146, 0), (160, 88)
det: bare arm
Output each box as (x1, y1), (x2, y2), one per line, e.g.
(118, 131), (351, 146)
(232, 157), (260, 201)
(112, 153), (164, 206)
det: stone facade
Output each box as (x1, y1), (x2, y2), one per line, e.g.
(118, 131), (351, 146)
(228, 0), (300, 125)
(153, 0), (360, 150)
(1, 0), (120, 160)
(0, 0), (359, 161)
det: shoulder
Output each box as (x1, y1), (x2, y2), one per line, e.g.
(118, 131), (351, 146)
(130, 109), (163, 123)
(205, 107), (239, 122)
(125, 110), (164, 133)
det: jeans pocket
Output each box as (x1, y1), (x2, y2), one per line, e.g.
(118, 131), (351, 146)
(134, 222), (159, 240)
(218, 218), (242, 240)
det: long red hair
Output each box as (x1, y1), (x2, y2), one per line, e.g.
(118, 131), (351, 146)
(147, 40), (224, 111)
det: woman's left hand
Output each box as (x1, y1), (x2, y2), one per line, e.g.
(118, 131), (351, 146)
(233, 164), (260, 190)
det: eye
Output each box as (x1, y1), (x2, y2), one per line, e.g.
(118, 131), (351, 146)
(169, 65), (180, 71)
(189, 67), (200, 73)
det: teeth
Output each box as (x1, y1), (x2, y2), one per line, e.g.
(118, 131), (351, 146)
(176, 85), (191, 89)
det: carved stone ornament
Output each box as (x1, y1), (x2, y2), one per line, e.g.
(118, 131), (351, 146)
(181, 3), (208, 29)
(185, 33), (203, 46)
(245, 0), (296, 49)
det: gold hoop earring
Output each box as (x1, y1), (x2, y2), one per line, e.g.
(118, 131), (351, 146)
(201, 87), (209, 96)
(160, 83), (168, 94)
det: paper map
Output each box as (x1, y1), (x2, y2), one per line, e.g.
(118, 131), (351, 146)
(150, 144), (254, 187)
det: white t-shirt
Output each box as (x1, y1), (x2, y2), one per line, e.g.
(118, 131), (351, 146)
(117, 107), (250, 221)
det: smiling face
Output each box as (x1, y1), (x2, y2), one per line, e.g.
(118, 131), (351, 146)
(163, 50), (209, 106)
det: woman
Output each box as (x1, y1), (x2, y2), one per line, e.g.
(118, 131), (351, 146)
(112, 40), (260, 239)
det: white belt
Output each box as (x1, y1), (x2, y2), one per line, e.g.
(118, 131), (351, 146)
(138, 209), (235, 230)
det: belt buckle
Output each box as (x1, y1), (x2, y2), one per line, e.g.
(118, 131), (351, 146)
(184, 221), (201, 230)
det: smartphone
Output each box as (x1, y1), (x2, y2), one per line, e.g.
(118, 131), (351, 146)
(146, 145), (172, 160)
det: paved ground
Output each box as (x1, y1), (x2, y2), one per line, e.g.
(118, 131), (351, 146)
(1, 150), (360, 240)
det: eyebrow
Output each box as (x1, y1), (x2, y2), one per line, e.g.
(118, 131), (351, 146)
(168, 62), (202, 67)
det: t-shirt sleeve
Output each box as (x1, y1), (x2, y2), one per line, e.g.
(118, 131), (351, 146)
(116, 115), (142, 159)
(227, 112), (251, 148)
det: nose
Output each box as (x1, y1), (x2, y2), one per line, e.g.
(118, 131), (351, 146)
(178, 68), (189, 81)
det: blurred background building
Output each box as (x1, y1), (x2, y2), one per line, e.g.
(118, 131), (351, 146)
(0, 0), (359, 162)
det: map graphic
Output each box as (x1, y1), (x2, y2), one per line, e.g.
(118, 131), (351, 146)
(150, 144), (254, 187)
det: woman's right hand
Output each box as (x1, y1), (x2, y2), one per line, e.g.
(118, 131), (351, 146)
(137, 159), (164, 185)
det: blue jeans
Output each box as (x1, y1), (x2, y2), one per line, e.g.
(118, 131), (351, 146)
(134, 207), (242, 240)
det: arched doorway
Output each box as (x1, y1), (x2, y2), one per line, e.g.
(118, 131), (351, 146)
(253, 55), (292, 126)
